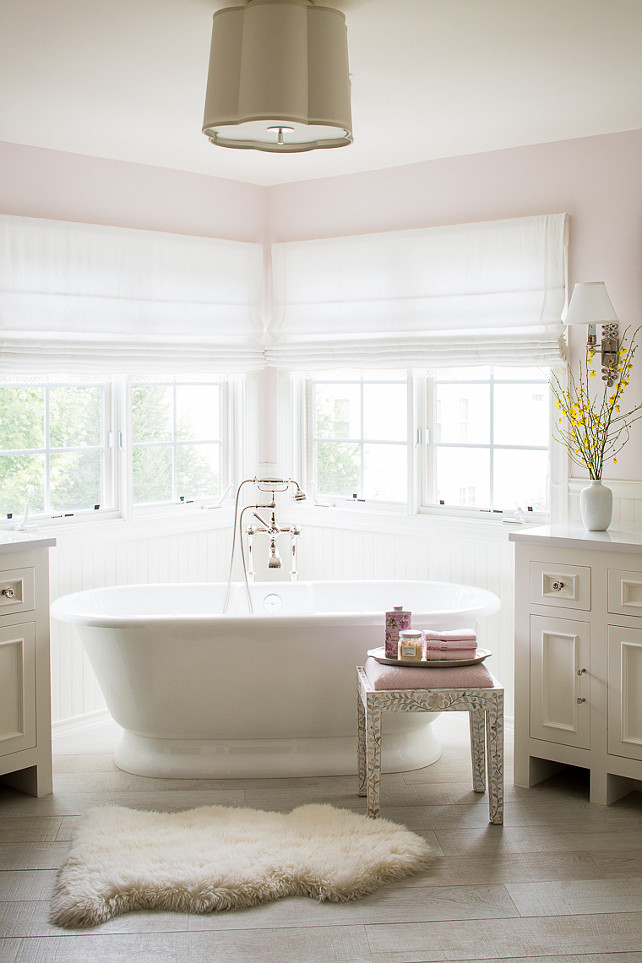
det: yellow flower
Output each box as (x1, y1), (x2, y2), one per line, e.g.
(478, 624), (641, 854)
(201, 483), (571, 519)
(589, 370), (596, 377)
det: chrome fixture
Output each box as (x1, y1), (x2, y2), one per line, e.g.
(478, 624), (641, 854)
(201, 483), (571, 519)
(225, 477), (306, 612)
(565, 281), (620, 386)
(202, 0), (352, 153)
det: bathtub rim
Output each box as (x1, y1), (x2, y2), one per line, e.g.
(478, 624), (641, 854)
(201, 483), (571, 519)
(50, 578), (501, 628)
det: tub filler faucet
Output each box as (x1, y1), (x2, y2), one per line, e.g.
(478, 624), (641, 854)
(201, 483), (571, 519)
(225, 477), (306, 613)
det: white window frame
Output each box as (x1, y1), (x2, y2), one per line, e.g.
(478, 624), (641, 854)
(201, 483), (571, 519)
(124, 375), (231, 517)
(303, 370), (412, 512)
(0, 375), (118, 525)
(419, 367), (551, 523)
(0, 373), (236, 529)
(300, 367), (555, 523)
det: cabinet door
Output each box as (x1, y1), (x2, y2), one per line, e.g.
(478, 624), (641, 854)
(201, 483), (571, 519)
(530, 615), (590, 749)
(608, 625), (642, 761)
(0, 621), (37, 756)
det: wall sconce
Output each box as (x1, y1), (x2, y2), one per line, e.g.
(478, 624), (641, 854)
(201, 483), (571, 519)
(564, 281), (620, 386)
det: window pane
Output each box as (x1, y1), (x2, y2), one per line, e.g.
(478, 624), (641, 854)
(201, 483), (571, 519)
(133, 447), (172, 504)
(363, 384), (406, 441)
(50, 451), (102, 511)
(434, 448), (490, 508)
(132, 385), (172, 443)
(435, 384), (490, 444)
(315, 385), (360, 439)
(364, 444), (406, 501)
(0, 453), (45, 515)
(494, 384), (549, 446)
(176, 385), (220, 441)
(0, 386), (45, 449)
(177, 443), (220, 499)
(316, 441), (360, 496)
(49, 386), (103, 448)
(494, 449), (548, 511)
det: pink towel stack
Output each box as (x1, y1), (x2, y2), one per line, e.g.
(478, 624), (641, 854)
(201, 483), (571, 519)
(422, 629), (477, 661)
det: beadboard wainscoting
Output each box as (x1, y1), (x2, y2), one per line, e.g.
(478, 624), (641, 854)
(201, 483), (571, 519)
(297, 513), (514, 714)
(49, 483), (642, 734)
(48, 516), (234, 727)
(47, 511), (516, 731)
(568, 478), (642, 525)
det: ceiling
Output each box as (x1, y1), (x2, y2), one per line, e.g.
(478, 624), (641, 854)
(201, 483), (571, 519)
(1, 0), (641, 188)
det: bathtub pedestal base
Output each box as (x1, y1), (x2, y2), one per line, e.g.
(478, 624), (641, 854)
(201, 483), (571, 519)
(114, 720), (441, 780)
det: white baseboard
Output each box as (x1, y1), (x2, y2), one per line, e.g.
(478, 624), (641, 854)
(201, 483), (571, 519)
(52, 708), (112, 736)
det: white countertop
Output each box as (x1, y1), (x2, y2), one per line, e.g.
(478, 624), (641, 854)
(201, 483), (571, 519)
(0, 531), (56, 554)
(509, 523), (642, 554)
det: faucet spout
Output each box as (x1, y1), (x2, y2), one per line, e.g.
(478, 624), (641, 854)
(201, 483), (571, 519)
(268, 535), (282, 568)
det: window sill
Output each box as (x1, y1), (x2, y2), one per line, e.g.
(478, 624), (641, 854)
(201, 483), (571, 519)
(292, 502), (538, 540)
(6, 504), (234, 546)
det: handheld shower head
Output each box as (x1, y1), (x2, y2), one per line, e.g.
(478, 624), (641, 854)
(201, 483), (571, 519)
(293, 486), (307, 501)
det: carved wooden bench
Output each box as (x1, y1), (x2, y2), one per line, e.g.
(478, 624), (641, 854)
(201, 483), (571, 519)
(356, 660), (504, 824)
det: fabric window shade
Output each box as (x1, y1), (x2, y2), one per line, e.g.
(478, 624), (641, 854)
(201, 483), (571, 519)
(0, 215), (264, 373)
(268, 213), (569, 370)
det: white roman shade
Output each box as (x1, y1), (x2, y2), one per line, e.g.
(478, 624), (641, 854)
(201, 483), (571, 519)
(269, 213), (569, 369)
(0, 215), (264, 373)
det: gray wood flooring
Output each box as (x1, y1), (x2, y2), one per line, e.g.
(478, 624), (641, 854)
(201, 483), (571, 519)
(1, 714), (642, 963)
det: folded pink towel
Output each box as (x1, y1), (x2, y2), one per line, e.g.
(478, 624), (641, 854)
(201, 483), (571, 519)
(423, 629), (477, 643)
(424, 637), (477, 648)
(424, 647), (479, 661)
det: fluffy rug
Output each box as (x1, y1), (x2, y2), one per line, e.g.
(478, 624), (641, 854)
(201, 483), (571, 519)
(50, 803), (434, 928)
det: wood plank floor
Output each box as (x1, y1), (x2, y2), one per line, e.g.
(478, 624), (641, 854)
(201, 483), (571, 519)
(2, 714), (642, 963)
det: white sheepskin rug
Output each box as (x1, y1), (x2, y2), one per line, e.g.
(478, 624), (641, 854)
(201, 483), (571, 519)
(50, 803), (434, 928)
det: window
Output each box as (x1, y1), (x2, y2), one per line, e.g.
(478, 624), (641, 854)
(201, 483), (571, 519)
(131, 378), (226, 508)
(0, 374), (230, 523)
(305, 371), (408, 504)
(424, 367), (550, 513)
(0, 377), (113, 519)
(303, 366), (551, 516)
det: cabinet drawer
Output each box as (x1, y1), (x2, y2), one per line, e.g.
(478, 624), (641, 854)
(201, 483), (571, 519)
(529, 562), (591, 610)
(608, 569), (642, 618)
(0, 567), (35, 617)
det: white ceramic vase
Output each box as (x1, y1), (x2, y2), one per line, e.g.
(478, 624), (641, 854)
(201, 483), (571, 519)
(579, 479), (613, 531)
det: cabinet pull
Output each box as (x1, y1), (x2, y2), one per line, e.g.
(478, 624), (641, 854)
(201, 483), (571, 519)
(551, 580), (564, 591)
(576, 697), (586, 704)
(577, 667), (586, 676)
(1, 587), (15, 599)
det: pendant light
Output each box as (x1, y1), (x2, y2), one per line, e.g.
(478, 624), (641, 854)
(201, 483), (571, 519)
(202, 0), (352, 152)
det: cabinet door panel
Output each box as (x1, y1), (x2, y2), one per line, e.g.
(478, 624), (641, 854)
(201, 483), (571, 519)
(608, 625), (642, 761)
(530, 615), (590, 749)
(0, 622), (37, 755)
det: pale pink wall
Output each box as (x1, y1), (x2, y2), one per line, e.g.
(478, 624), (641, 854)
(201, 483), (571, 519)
(1, 132), (640, 480)
(268, 130), (642, 481)
(0, 141), (266, 242)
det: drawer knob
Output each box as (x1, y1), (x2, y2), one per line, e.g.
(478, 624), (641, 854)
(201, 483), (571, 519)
(576, 697), (586, 704)
(551, 580), (564, 591)
(577, 667), (587, 676)
(1, 587), (15, 599)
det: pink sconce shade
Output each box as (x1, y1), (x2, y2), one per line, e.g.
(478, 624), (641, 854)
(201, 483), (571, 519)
(202, 0), (352, 153)
(565, 281), (618, 324)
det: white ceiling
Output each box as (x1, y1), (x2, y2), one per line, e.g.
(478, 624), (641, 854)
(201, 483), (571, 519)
(1, 0), (641, 188)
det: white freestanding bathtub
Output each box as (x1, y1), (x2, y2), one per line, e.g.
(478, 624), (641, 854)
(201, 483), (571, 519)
(51, 579), (500, 779)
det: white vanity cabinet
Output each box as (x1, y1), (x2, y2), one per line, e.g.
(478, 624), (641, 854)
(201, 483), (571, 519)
(510, 524), (642, 806)
(0, 534), (56, 796)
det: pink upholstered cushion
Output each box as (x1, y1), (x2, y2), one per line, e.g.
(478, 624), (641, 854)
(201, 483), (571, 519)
(364, 656), (495, 690)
